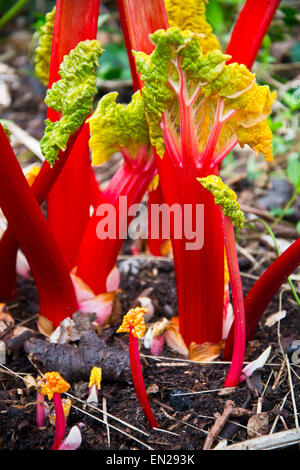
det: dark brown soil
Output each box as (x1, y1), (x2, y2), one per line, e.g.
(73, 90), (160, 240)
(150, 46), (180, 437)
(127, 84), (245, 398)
(1, 255), (300, 451)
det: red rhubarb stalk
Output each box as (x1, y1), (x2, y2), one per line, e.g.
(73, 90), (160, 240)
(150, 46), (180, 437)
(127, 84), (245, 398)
(0, 124), (78, 328)
(147, 182), (169, 256)
(117, 0), (169, 91)
(226, 0), (281, 68)
(158, 162), (225, 346)
(223, 217), (246, 388)
(0, 126), (82, 300)
(117, 308), (158, 429)
(76, 148), (156, 294)
(46, 0), (101, 267)
(117, 0), (169, 258)
(224, 238), (300, 359)
(51, 393), (66, 450)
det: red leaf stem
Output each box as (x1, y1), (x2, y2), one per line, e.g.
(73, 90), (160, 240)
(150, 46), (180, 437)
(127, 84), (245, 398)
(129, 329), (158, 429)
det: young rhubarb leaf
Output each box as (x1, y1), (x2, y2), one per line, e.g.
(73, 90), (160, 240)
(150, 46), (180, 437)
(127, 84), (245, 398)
(197, 175), (245, 228)
(164, 0), (221, 53)
(34, 7), (56, 86)
(88, 91), (150, 165)
(134, 27), (275, 169)
(40, 39), (103, 166)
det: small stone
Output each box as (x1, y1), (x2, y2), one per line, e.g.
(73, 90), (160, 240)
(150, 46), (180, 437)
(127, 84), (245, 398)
(169, 389), (191, 411)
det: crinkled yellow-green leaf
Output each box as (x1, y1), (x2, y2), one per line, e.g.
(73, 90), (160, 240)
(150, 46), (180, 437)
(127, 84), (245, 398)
(197, 175), (245, 228)
(134, 27), (275, 163)
(40, 40), (103, 166)
(88, 91), (150, 165)
(34, 7), (56, 86)
(164, 0), (221, 53)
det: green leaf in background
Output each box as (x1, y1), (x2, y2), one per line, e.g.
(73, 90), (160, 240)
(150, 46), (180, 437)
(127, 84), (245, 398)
(280, 6), (299, 28)
(297, 221), (300, 234)
(291, 42), (300, 62)
(97, 41), (131, 81)
(287, 153), (300, 193)
(270, 207), (294, 217)
(246, 156), (263, 181)
(206, 0), (224, 34)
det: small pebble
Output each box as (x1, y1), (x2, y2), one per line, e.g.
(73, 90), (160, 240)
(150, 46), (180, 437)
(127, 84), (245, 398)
(169, 389), (192, 411)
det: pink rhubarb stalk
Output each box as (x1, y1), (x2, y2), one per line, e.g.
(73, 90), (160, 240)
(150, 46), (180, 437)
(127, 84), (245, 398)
(0, 124), (78, 328)
(36, 390), (45, 428)
(117, 308), (158, 429)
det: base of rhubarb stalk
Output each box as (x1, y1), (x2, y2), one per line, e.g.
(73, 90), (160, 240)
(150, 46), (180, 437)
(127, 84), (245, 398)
(157, 155), (225, 347)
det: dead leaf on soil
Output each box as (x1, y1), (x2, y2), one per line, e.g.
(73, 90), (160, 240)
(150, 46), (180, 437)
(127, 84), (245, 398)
(0, 303), (14, 326)
(37, 315), (54, 337)
(189, 341), (225, 362)
(247, 412), (269, 438)
(23, 374), (37, 390)
(165, 325), (189, 357)
(265, 310), (286, 327)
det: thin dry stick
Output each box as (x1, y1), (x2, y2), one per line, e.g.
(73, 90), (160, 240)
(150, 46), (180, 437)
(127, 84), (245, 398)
(102, 396), (110, 448)
(172, 388), (236, 396)
(276, 289), (299, 428)
(64, 391), (149, 438)
(203, 400), (253, 450)
(141, 353), (287, 368)
(272, 359), (286, 390)
(270, 392), (290, 434)
(70, 404), (153, 450)
(160, 407), (210, 436)
(284, 353), (299, 429)
(219, 427), (300, 450)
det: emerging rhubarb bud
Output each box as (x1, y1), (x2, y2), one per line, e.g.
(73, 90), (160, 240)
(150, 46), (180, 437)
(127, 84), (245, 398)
(40, 40), (103, 166)
(36, 376), (47, 428)
(197, 175), (245, 228)
(41, 371), (70, 400)
(117, 307), (158, 428)
(34, 7), (56, 86)
(40, 371), (71, 450)
(87, 366), (102, 404)
(117, 307), (147, 338)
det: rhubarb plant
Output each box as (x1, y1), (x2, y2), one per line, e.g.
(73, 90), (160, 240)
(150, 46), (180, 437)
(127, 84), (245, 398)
(133, 27), (275, 357)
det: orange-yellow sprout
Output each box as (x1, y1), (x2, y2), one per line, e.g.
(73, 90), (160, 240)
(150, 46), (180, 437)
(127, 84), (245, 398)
(117, 307), (147, 338)
(25, 166), (41, 187)
(89, 367), (102, 390)
(41, 371), (70, 400)
(49, 398), (72, 425)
